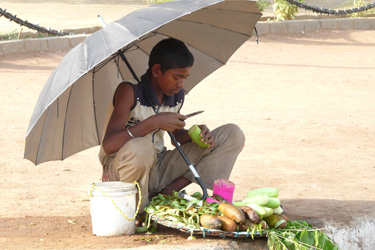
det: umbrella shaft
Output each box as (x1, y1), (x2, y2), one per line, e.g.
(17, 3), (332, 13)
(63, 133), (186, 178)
(167, 131), (191, 165)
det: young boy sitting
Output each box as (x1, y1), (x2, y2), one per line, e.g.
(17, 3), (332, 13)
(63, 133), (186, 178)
(99, 38), (245, 211)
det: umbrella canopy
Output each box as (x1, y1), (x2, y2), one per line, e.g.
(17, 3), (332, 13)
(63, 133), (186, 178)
(25, 0), (262, 165)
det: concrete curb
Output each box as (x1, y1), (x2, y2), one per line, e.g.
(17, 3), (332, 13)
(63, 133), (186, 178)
(0, 34), (89, 56)
(1, 17), (375, 56)
(255, 17), (375, 35)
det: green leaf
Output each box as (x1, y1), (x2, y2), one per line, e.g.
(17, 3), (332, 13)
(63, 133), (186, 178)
(267, 232), (277, 250)
(275, 243), (282, 250)
(314, 230), (320, 248)
(136, 226), (147, 233)
(192, 192), (202, 198)
(186, 200), (195, 209)
(157, 194), (165, 200)
(296, 229), (315, 245)
(170, 200), (178, 208)
(152, 220), (157, 233)
(210, 202), (220, 208)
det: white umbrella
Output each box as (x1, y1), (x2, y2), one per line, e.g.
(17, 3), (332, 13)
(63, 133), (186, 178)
(25, 0), (262, 166)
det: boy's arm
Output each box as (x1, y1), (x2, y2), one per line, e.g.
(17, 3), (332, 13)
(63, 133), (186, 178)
(102, 83), (151, 155)
(102, 83), (187, 155)
(172, 128), (191, 146)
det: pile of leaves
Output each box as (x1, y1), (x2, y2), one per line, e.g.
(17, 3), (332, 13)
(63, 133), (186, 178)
(143, 192), (339, 250)
(144, 191), (219, 230)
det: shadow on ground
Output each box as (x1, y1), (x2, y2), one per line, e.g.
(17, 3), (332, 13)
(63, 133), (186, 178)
(1, 199), (374, 249)
(284, 199), (375, 250)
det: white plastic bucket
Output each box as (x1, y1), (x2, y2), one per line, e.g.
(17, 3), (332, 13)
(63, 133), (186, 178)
(89, 181), (138, 236)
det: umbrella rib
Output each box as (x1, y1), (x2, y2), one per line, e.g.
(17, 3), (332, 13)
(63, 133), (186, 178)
(91, 57), (113, 74)
(173, 16), (261, 37)
(92, 71), (101, 145)
(114, 54), (125, 81)
(35, 102), (53, 165)
(153, 30), (226, 65)
(172, 6), (263, 36)
(127, 26), (244, 66)
(121, 38), (153, 60)
(122, 32), (157, 53)
(122, 29), (226, 66)
(61, 83), (75, 160)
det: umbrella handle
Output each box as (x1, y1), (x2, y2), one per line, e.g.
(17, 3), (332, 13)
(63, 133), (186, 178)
(196, 177), (208, 201)
(167, 131), (208, 201)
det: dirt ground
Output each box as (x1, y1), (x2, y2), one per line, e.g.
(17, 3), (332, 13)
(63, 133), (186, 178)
(1, 28), (375, 250)
(1, 1), (375, 250)
(0, 0), (148, 35)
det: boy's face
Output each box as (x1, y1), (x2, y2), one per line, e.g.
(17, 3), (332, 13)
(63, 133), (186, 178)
(152, 64), (192, 96)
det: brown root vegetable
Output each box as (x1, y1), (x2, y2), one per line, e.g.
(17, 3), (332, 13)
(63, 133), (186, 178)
(239, 219), (256, 231)
(200, 214), (222, 229)
(279, 213), (289, 222)
(218, 216), (237, 232)
(263, 214), (287, 229)
(218, 203), (246, 224)
(277, 220), (287, 229)
(239, 206), (260, 224)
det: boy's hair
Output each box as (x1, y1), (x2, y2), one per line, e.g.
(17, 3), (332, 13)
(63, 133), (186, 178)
(148, 38), (194, 73)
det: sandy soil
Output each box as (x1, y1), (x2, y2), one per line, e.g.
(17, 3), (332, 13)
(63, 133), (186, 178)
(0, 0), (149, 35)
(1, 2), (375, 249)
(1, 28), (374, 249)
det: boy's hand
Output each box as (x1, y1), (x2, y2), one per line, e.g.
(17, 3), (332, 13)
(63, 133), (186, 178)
(197, 124), (215, 148)
(155, 112), (187, 132)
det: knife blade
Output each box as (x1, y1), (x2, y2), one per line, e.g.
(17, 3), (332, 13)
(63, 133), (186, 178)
(185, 110), (204, 118)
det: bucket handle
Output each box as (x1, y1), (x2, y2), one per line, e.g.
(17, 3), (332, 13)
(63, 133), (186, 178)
(88, 181), (141, 221)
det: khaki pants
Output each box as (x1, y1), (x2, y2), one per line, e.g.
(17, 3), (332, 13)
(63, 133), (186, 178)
(103, 123), (245, 211)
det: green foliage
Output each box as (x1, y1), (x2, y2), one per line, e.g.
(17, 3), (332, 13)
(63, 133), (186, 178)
(273, 0), (305, 21)
(350, 0), (367, 17)
(341, 0), (375, 15)
(0, 31), (51, 41)
(267, 220), (339, 250)
(257, 0), (271, 11)
(0, 29), (18, 41)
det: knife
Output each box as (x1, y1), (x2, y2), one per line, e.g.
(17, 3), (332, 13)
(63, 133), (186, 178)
(185, 110), (204, 118)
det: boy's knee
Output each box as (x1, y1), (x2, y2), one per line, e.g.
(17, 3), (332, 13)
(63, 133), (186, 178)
(222, 123), (245, 147)
(117, 137), (156, 172)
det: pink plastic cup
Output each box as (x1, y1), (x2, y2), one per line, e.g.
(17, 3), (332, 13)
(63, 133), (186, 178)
(207, 179), (235, 203)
